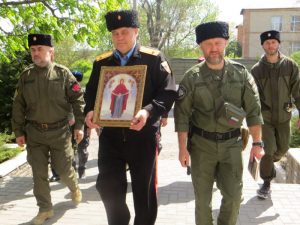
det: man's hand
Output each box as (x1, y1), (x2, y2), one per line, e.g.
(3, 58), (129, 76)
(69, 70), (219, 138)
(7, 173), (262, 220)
(85, 111), (100, 129)
(160, 117), (168, 127)
(179, 147), (190, 168)
(74, 129), (84, 144)
(16, 136), (26, 147)
(250, 146), (265, 162)
(129, 109), (149, 131)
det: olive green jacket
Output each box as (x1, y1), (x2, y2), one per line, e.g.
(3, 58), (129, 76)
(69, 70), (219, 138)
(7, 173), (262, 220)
(12, 63), (85, 137)
(174, 59), (263, 133)
(251, 53), (300, 124)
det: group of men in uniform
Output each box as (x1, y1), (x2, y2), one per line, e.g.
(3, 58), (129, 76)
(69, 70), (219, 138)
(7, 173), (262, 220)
(11, 8), (299, 225)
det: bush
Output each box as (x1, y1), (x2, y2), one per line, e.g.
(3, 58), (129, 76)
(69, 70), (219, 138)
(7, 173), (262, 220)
(0, 132), (23, 163)
(0, 52), (31, 133)
(290, 115), (300, 147)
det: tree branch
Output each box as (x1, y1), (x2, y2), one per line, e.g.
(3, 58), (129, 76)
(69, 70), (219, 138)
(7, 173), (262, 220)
(0, 0), (43, 7)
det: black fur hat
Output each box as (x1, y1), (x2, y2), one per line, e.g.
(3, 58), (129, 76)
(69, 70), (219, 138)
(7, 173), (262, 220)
(195, 21), (229, 44)
(260, 30), (280, 45)
(105, 10), (139, 32)
(28, 34), (53, 47)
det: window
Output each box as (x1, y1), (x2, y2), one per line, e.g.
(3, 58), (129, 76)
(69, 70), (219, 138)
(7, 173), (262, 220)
(290, 42), (300, 54)
(291, 16), (300, 32)
(271, 16), (282, 31)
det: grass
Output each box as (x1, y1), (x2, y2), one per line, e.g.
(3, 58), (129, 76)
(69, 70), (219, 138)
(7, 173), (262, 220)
(0, 132), (24, 163)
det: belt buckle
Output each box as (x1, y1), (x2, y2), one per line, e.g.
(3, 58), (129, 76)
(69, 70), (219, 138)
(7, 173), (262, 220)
(215, 133), (223, 140)
(41, 123), (48, 130)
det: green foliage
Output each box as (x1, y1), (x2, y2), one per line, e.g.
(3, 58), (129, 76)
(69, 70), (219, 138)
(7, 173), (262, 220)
(290, 51), (300, 67)
(0, 0), (128, 63)
(0, 53), (31, 133)
(225, 40), (242, 58)
(290, 115), (300, 147)
(0, 145), (23, 163)
(70, 59), (93, 87)
(0, 132), (22, 163)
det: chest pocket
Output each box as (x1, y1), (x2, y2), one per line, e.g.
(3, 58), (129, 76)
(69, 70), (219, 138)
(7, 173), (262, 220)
(48, 78), (66, 101)
(23, 79), (37, 104)
(222, 81), (243, 107)
(193, 82), (214, 112)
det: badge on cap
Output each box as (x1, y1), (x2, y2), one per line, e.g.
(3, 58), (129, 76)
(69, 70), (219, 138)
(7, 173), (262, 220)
(268, 33), (271, 37)
(118, 15), (121, 20)
(33, 36), (37, 41)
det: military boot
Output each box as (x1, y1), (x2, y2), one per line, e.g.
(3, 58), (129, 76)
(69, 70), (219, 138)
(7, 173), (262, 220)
(257, 181), (271, 199)
(31, 210), (54, 225)
(78, 166), (86, 179)
(71, 187), (82, 205)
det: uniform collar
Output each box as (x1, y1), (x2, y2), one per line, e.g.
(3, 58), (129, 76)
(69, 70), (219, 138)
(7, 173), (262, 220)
(113, 43), (137, 66)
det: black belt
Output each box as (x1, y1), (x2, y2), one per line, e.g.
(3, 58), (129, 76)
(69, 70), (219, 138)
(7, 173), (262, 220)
(27, 119), (68, 131)
(192, 126), (241, 141)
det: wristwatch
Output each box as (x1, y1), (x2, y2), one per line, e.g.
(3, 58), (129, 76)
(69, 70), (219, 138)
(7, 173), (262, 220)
(252, 141), (264, 148)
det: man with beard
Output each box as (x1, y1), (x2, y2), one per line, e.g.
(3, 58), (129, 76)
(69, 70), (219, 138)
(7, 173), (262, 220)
(174, 21), (264, 225)
(12, 34), (84, 225)
(251, 30), (300, 199)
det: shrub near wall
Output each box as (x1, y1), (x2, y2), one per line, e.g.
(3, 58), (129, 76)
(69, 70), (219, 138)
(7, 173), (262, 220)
(290, 115), (300, 148)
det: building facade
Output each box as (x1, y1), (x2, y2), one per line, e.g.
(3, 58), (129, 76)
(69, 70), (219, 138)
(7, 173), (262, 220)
(238, 2), (300, 59)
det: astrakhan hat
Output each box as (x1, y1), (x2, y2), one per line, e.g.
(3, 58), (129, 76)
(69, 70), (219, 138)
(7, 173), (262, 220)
(195, 21), (229, 44)
(28, 34), (53, 47)
(105, 10), (139, 32)
(260, 30), (280, 45)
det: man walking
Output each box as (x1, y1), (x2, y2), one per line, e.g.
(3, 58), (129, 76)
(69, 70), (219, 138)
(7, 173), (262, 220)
(174, 21), (264, 225)
(251, 30), (300, 199)
(12, 33), (84, 225)
(84, 10), (177, 225)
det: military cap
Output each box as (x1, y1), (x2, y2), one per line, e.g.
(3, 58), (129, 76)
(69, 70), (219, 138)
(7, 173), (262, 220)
(28, 34), (53, 47)
(195, 21), (229, 44)
(72, 70), (83, 82)
(260, 30), (280, 45)
(105, 10), (139, 32)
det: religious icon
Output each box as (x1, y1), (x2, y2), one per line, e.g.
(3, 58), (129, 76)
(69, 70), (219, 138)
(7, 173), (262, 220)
(93, 65), (147, 127)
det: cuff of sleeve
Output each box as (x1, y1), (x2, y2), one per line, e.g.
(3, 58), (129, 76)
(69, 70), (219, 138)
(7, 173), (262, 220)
(143, 104), (153, 117)
(14, 130), (25, 138)
(175, 123), (189, 132)
(246, 116), (264, 127)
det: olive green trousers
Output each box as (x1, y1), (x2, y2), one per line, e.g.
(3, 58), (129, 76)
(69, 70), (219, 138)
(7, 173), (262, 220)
(25, 123), (78, 212)
(260, 120), (290, 181)
(190, 134), (243, 225)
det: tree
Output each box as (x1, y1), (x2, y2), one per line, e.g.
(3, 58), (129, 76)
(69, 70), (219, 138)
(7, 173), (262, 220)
(225, 40), (242, 58)
(0, 0), (127, 63)
(290, 51), (300, 67)
(138, 0), (218, 54)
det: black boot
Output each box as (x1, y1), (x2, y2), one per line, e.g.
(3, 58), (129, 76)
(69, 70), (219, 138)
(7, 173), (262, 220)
(78, 166), (86, 179)
(257, 181), (271, 199)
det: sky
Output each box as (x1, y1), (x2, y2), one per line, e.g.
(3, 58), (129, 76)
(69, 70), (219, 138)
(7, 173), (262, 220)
(214, 0), (300, 25)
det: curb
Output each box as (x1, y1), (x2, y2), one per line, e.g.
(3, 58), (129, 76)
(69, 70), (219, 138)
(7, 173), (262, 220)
(0, 150), (27, 178)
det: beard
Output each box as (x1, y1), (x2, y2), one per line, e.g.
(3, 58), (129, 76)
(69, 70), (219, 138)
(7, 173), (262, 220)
(205, 53), (224, 65)
(265, 46), (279, 56)
(32, 57), (51, 67)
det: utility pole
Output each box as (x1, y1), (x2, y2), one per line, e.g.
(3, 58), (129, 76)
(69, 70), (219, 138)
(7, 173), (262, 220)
(132, 0), (137, 10)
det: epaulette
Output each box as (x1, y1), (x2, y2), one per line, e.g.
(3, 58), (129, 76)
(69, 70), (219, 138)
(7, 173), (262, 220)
(20, 64), (34, 77)
(54, 63), (69, 71)
(229, 59), (246, 69)
(96, 51), (113, 61)
(139, 46), (160, 56)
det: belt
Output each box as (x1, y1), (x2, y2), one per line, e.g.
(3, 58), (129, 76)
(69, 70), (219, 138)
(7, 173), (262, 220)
(27, 119), (68, 131)
(192, 126), (241, 141)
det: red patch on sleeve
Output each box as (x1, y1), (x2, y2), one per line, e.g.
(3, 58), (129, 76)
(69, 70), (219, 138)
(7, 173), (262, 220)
(71, 83), (81, 92)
